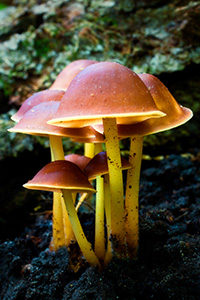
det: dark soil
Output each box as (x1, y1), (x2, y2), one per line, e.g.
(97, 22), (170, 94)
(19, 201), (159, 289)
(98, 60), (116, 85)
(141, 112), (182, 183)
(0, 149), (200, 300)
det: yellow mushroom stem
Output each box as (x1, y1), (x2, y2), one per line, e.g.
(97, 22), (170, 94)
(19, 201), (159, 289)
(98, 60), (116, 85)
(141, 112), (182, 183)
(103, 117), (125, 256)
(50, 192), (65, 251)
(62, 189), (101, 268)
(125, 136), (143, 257)
(49, 135), (75, 249)
(49, 135), (65, 161)
(76, 143), (103, 212)
(95, 175), (105, 262)
(84, 143), (95, 158)
(103, 173), (112, 268)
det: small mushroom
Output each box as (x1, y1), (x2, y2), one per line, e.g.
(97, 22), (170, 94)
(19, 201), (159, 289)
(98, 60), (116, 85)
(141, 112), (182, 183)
(23, 160), (100, 268)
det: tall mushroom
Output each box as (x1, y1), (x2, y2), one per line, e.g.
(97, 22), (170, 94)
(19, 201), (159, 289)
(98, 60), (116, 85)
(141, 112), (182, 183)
(110, 73), (192, 257)
(47, 61), (165, 255)
(23, 160), (100, 268)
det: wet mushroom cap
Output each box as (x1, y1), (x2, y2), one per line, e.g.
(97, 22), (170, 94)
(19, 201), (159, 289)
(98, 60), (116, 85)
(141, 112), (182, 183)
(8, 101), (104, 139)
(11, 90), (65, 122)
(50, 59), (98, 91)
(48, 62), (165, 128)
(137, 73), (193, 131)
(65, 154), (91, 171)
(93, 73), (193, 138)
(8, 101), (79, 137)
(23, 160), (96, 193)
(84, 151), (132, 180)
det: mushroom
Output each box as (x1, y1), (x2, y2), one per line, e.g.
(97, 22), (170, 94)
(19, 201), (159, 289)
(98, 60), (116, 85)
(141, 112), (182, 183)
(92, 73), (193, 257)
(23, 160), (100, 268)
(85, 151), (131, 264)
(8, 101), (79, 250)
(47, 61), (165, 255)
(11, 89), (65, 122)
(112, 73), (192, 257)
(50, 59), (98, 91)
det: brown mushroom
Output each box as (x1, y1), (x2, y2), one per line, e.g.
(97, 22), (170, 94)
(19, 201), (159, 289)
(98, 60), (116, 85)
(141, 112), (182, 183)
(23, 160), (100, 268)
(92, 73), (193, 257)
(112, 73), (192, 257)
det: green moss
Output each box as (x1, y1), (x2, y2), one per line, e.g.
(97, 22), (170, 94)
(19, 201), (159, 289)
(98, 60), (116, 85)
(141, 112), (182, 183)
(0, 110), (35, 159)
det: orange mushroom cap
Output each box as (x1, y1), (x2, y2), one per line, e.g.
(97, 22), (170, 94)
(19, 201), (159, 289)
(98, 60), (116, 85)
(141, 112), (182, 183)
(65, 154), (91, 171)
(93, 73), (193, 137)
(23, 160), (96, 193)
(84, 151), (131, 180)
(48, 62), (165, 128)
(8, 101), (104, 139)
(50, 59), (98, 91)
(11, 90), (65, 122)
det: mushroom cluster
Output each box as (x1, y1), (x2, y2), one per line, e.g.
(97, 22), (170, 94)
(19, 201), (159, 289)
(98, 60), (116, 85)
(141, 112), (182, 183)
(9, 60), (193, 270)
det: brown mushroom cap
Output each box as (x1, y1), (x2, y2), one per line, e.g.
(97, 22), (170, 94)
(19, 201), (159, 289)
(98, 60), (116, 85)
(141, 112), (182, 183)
(8, 101), (104, 139)
(84, 151), (132, 180)
(50, 59), (98, 91)
(23, 160), (96, 193)
(65, 154), (91, 171)
(11, 90), (65, 122)
(48, 62), (165, 128)
(93, 73), (193, 137)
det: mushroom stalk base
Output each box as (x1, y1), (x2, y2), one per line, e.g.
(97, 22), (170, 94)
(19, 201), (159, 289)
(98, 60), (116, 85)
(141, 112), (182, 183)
(62, 189), (101, 268)
(103, 117), (125, 256)
(125, 136), (143, 257)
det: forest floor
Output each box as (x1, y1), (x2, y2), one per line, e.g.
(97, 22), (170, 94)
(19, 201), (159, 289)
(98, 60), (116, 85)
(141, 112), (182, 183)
(0, 149), (200, 300)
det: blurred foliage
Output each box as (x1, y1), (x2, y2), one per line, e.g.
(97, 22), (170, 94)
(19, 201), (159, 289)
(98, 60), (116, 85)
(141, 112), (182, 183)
(0, 0), (200, 159)
(0, 110), (35, 159)
(0, 0), (200, 97)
